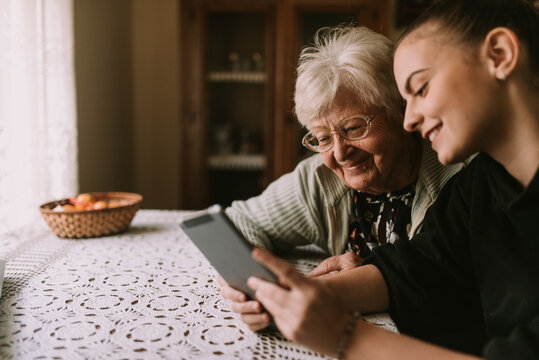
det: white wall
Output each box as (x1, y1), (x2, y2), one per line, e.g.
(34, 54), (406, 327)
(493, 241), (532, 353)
(131, 0), (182, 209)
(74, 0), (134, 195)
(74, 0), (181, 209)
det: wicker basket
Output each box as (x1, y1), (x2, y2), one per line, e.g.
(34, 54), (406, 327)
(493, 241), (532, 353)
(40, 192), (143, 239)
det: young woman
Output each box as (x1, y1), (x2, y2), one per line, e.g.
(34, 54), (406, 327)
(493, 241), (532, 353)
(245, 0), (539, 359)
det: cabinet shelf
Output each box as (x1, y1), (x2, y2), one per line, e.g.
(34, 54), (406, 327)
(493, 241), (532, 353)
(208, 71), (266, 83)
(208, 154), (266, 171)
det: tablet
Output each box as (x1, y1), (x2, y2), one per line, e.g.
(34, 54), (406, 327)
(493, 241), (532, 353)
(179, 204), (278, 300)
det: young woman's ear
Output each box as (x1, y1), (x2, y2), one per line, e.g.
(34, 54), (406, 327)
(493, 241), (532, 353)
(483, 27), (519, 81)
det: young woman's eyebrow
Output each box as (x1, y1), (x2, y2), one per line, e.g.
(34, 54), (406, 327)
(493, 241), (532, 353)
(404, 68), (428, 94)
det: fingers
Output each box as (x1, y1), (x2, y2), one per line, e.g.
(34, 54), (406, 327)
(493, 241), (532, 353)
(306, 251), (362, 278)
(219, 276), (270, 331)
(251, 248), (302, 288)
(217, 275), (227, 286)
(220, 281), (247, 302)
(227, 297), (270, 331)
(230, 299), (262, 314)
(306, 256), (339, 278)
(247, 275), (290, 316)
(240, 312), (271, 331)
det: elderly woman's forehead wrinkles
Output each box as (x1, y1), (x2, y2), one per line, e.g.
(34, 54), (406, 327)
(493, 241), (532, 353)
(310, 119), (327, 129)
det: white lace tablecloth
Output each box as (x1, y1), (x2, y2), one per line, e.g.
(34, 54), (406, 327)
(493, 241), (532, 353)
(0, 210), (397, 359)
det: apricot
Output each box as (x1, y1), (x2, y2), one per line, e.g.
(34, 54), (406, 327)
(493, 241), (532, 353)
(76, 193), (94, 205)
(74, 203), (85, 210)
(93, 201), (108, 210)
(62, 204), (76, 211)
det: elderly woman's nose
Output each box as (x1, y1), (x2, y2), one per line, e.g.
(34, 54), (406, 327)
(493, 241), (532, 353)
(403, 103), (422, 133)
(331, 134), (349, 161)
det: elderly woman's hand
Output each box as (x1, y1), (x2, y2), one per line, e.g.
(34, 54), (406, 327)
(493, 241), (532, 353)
(307, 251), (362, 278)
(217, 275), (271, 331)
(247, 248), (352, 356)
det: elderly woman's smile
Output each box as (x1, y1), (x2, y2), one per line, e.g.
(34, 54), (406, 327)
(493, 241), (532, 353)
(339, 156), (372, 171)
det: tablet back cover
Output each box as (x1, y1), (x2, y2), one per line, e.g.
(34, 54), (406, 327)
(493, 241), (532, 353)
(180, 206), (277, 299)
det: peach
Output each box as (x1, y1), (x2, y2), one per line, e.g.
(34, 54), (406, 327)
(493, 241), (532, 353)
(93, 201), (108, 210)
(76, 193), (94, 205)
(62, 204), (76, 212)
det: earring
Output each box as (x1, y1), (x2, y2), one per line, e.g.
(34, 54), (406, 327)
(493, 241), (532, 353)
(498, 72), (507, 81)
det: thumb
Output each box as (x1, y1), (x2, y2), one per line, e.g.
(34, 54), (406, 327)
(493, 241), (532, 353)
(251, 248), (304, 288)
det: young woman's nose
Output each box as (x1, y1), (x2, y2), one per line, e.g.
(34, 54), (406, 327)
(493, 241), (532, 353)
(403, 102), (423, 133)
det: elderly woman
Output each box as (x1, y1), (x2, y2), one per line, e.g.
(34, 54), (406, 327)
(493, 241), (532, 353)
(220, 25), (467, 331)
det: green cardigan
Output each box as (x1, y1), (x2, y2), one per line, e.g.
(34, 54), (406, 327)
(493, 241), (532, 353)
(226, 141), (467, 256)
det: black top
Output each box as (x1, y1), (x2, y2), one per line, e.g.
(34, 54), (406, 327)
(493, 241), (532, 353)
(366, 153), (539, 359)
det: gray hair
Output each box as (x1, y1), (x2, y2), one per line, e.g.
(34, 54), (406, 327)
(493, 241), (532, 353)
(294, 26), (403, 127)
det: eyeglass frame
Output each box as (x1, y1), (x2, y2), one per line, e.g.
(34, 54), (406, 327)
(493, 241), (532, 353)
(302, 110), (384, 153)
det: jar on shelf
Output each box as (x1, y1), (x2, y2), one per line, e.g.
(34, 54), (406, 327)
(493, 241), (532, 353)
(213, 124), (233, 155)
(251, 52), (264, 71)
(228, 52), (240, 72)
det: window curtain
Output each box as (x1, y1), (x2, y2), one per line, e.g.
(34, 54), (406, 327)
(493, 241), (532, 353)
(0, 0), (78, 233)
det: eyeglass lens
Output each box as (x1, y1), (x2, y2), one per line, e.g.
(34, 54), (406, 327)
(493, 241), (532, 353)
(304, 115), (370, 151)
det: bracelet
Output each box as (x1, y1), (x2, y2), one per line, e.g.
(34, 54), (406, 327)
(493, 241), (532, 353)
(335, 310), (361, 360)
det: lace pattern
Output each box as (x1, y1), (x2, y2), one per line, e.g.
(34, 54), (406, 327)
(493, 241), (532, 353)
(0, 210), (396, 359)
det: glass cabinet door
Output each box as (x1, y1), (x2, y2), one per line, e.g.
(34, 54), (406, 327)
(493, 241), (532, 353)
(180, 1), (275, 209)
(206, 10), (273, 207)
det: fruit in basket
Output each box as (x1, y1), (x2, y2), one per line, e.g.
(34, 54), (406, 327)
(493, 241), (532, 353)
(56, 193), (115, 212)
(69, 193), (95, 210)
(93, 200), (108, 210)
(61, 204), (76, 211)
(40, 192), (143, 238)
(76, 193), (95, 204)
(52, 192), (141, 213)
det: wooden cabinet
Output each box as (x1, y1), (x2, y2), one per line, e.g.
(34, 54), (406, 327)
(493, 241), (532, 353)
(179, 0), (388, 209)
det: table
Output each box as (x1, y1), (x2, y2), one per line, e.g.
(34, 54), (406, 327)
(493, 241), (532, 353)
(0, 210), (396, 359)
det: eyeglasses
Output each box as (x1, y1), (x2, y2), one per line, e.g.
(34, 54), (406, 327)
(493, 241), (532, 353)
(302, 110), (383, 152)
